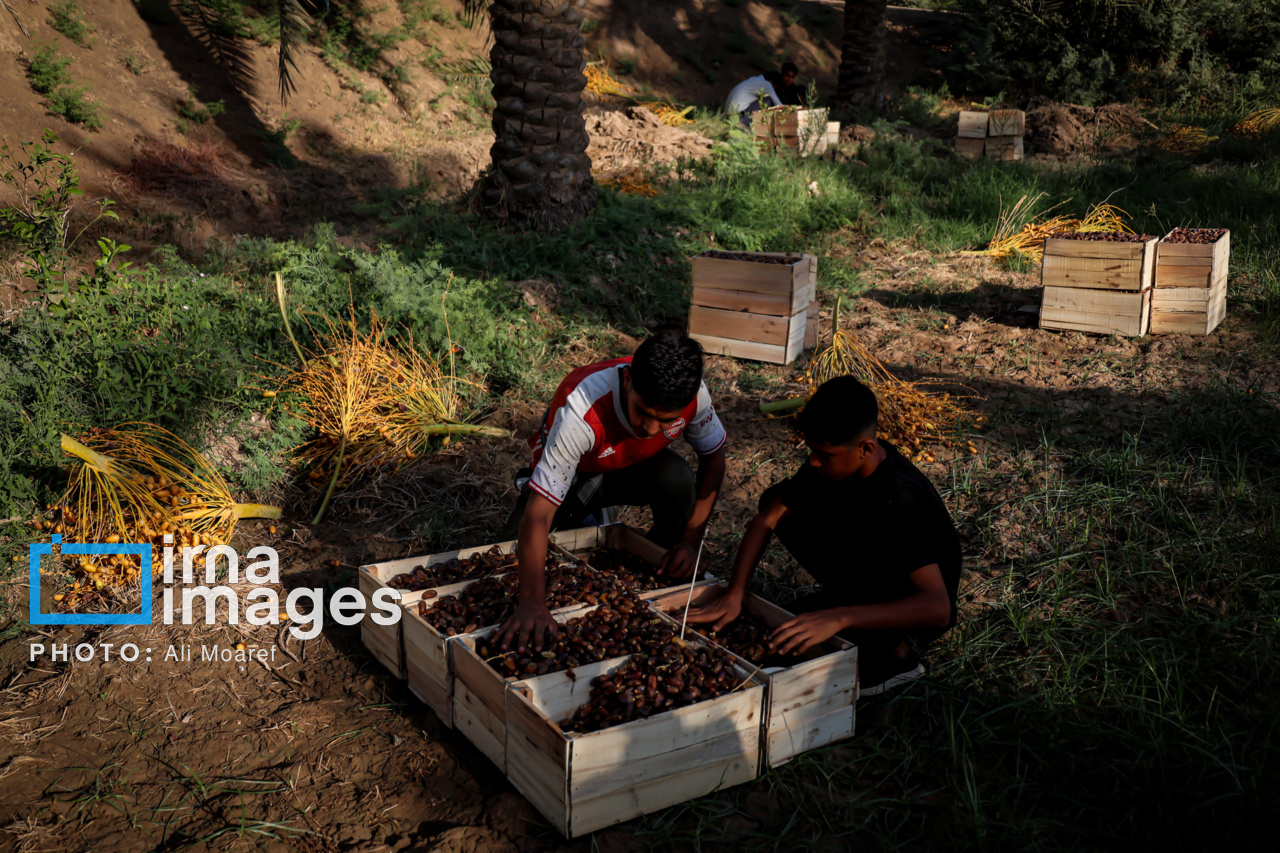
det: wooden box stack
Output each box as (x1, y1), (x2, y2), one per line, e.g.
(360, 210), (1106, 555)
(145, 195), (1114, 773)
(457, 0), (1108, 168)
(505, 647), (766, 837)
(754, 107), (833, 157)
(689, 251), (815, 364)
(1151, 229), (1229, 335)
(956, 109), (1025, 160)
(1038, 235), (1158, 336)
(649, 586), (859, 767)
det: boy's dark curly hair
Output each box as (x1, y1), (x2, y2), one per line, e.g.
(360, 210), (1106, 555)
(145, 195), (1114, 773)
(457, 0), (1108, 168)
(629, 331), (704, 411)
(796, 376), (879, 446)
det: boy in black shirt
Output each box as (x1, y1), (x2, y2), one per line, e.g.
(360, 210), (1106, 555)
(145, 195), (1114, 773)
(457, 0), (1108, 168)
(688, 376), (962, 695)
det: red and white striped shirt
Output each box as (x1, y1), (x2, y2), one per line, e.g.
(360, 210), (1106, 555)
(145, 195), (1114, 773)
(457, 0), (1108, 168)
(528, 357), (727, 506)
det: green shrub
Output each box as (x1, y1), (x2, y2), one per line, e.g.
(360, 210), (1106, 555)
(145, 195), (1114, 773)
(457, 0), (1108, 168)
(47, 0), (94, 47)
(177, 86), (227, 131)
(26, 45), (104, 129)
(949, 0), (1280, 106)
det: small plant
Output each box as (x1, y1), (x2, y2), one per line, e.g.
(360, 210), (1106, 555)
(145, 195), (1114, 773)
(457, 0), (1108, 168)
(177, 85), (227, 129)
(122, 51), (150, 76)
(26, 45), (104, 129)
(617, 54), (637, 75)
(360, 89), (385, 105)
(47, 0), (95, 47)
(581, 19), (598, 34)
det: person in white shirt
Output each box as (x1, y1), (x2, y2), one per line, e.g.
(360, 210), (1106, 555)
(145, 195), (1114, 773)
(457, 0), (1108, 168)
(724, 75), (782, 129)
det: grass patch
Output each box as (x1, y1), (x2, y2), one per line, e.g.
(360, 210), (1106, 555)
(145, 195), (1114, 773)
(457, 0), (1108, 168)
(47, 0), (94, 47)
(26, 44), (103, 129)
(176, 86), (226, 133)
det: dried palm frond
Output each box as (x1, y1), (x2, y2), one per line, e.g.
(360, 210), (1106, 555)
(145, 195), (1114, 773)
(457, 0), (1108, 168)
(585, 62), (634, 100)
(1228, 108), (1280, 138)
(764, 299), (982, 462)
(961, 195), (1134, 264)
(642, 100), (695, 127)
(1159, 124), (1217, 152)
(594, 166), (659, 196)
(49, 428), (281, 608)
(2, 0), (30, 37)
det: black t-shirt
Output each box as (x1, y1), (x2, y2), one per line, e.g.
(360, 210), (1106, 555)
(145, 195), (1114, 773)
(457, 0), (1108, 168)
(774, 83), (807, 106)
(762, 440), (962, 629)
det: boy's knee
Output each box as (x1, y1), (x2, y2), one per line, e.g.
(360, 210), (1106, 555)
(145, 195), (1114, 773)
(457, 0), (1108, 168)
(651, 451), (696, 509)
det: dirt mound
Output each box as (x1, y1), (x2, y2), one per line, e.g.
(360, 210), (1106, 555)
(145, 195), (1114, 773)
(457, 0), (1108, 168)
(1025, 101), (1150, 156)
(585, 105), (714, 174)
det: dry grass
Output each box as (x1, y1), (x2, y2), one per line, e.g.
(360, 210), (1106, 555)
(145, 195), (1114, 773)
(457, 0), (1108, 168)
(1159, 124), (1217, 151)
(962, 194), (1133, 264)
(119, 139), (248, 194)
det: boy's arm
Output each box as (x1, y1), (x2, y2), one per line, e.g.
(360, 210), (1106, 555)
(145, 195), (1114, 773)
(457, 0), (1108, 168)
(686, 497), (789, 630)
(769, 563), (952, 655)
(495, 493), (561, 652)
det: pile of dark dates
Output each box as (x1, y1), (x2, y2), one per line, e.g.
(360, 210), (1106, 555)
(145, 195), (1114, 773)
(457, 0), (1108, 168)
(697, 611), (804, 669)
(699, 250), (798, 265)
(477, 590), (675, 678)
(418, 564), (632, 636)
(1054, 231), (1156, 243)
(1165, 227), (1227, 244)
(388, 545), (546, 591)
(584, 547), (703, 591)
(566, 640), (744, 733)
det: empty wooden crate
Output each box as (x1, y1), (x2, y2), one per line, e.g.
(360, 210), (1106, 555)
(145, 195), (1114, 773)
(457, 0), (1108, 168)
(754, 107), (830, 156)
(649, 586), (858, 768)
(1152, 229), (1229, 335)
(689, 252), (814, 364)
(505, 652), (765, 837)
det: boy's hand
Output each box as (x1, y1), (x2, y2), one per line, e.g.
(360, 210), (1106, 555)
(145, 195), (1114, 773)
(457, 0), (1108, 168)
(686, 589), (743, 631)
(769, 610), (846, 655)
(496, 600), (560, 653)
(658, 541), (699, 579)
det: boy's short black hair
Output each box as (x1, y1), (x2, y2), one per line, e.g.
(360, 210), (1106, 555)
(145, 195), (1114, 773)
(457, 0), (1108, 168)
(796, 376), (878, 446)
(630, 331), (704, 411)
(780, 62), (799, 76)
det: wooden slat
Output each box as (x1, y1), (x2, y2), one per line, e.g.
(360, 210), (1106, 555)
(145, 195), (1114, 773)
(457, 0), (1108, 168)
(985, 136), (1023, 161)
(783, 309), (807, 365)
(690, 332), (789, 365)
(1156, 265), (1214, 288)
(569, 727), (757, 798)
(453, 640), (508, 719)
(954, 137), (984, 159)
(519, 657), (626, 724)
(988, 109), (1025, 137)
(689, 306), (791, 347)
(506, 732), (569, 835)
(691, 286), (794, 316)
(454, 678), (505, 768)
(569, 749), (758, 837)
(770, 685), (858, 735)
(805, 300), (819, 348)
(692, 256), (802, 296)
(568, 685), (763, 775)
(768, 652), (860, 717)
(407, 659), (452, 726)
(1041, 266), (1145, 291)
(1158, 254), (1214, 267)
(767, 706), (855, 768)
(1153, 286), (1213, 309)
(1041, 286), (1147, 314)
(506, 685), (571, 764)
(1044, 238), (1151, 260)
(957, 110), (988, 138)
(1043, 256), (1144, 274)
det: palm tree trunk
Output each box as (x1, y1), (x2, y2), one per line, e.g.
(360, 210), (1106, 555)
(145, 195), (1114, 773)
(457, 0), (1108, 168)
(484, 0), (597, 230)
(836, 0), (889, 113)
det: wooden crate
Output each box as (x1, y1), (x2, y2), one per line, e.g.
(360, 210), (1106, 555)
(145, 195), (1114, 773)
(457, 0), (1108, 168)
(1040, 285), (1152, 337)
(690, 252), (814, 365)
(805, 300), (820, 348)
(505, 650), (765, 837)
(1041, 236), (1158, 291)
(955, 136), (984, 159)
(648, 586), (858, 768)
(1152, 229), (1229, 335)
(754, 107), (830, 156)
(988, 109), (1026, 137)
(986, 135), (1024, 161)
(957, 110), (988, 138)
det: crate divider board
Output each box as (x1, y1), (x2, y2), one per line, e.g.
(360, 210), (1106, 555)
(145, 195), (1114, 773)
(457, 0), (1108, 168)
(954, 137), (984, 159)
(985, 136), (1024, 161)
(988, 109), (1026, 137)
(1152, 229), (1229, 335)
(400, 523), (718, 727)
(648, 585), (858, 768)
(1041, 237), (1158, 290)
(957, 110), (988, 138)
(505, 648), (766, 837)
(1041, 286), (1151, 337)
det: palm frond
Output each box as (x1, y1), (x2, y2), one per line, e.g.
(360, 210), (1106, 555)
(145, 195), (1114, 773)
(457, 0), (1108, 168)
(2, 0), (30, 38)
(183, 0), (257, 98)
(277, 0), (316, 103)
(460, 0), (490, 29)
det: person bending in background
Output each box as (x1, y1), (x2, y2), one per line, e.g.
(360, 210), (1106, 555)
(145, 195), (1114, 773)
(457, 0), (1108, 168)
(688, 376), (961, 695)
(495, 331), (727, 652)
(724, 73), (782, 129)
(766, 63), (808, 106)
